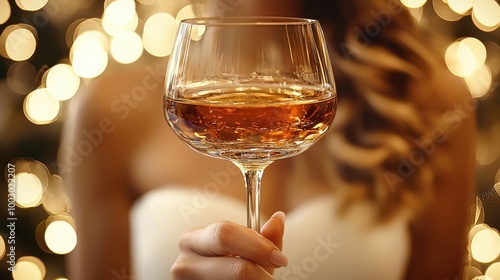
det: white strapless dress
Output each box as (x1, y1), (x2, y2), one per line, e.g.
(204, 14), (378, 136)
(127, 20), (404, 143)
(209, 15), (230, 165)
(130, 187), (410, 280)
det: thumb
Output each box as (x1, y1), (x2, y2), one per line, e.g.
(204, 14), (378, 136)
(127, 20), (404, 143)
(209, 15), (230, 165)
(261, 211), (286, 251)
(260, 211), (287, 274)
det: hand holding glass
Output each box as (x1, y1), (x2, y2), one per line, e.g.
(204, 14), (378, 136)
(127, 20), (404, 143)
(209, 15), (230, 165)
(164, 17), (337, 232)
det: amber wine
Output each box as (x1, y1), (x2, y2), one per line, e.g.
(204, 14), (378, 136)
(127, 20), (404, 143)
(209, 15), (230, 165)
(165, 86), (336, 161)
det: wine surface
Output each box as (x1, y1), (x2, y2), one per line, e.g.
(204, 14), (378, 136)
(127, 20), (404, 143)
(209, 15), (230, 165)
(165, 86), (336, 161)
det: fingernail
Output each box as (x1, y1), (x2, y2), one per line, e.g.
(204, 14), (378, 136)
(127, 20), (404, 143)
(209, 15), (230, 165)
(272, 211), (285, 226)
(270, 249), (288, 267)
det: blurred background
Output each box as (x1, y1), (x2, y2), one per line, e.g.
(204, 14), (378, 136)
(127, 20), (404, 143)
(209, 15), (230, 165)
(0, 0), (499, 279)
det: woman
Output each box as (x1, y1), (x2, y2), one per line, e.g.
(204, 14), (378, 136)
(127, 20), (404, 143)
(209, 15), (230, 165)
(60, 0), (476, 279)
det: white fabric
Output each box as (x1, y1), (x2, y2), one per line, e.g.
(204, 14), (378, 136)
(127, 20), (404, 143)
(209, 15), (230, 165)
(130, 187), (410, 280)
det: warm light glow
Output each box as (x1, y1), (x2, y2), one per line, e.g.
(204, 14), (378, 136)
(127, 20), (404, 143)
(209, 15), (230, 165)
(5, 25), (37, 61)
(110, 31), (143, 64)
(0, 235), (5, 260)
(432, 0), (463, 21)
(137, 0), (154, 4)
(46, 63), (81, 101)
(465, 65), (492, 98)
(462, 37), (487, 70)
(445, 38), (487, 77)
(176, 4), (208, 22)
(24, 88), (61, 125)
(35, 220), (51, 253)
(494, 182), (500, 197)
(400, 0), (427, 9)
(472, 0), (500, 31)
(102, 0), (138, 36)
(408, 7), (424, 21)
(12, 256), (46, 280)
(456, 40), (480, 73)
(15, 172), (43, 208)
(486, 262), (500, 279)
(447, 0), (474, 15)
(469, 223), (490, 243)
(15, 0), (47, 11)
(71, 31), (109, 78)
(7, 61), (37, 94)
(0, 0), (11, 25)
(42, 175), (71, 215)
(471, 229), (500, 263)
(45, 220), (77, 254)
(143, 13), (178, 57)
(464, 266), (483, 279)
(472, 276), (493, 280)
(473, 197), (485, 225)
(72, 18), (103, 44)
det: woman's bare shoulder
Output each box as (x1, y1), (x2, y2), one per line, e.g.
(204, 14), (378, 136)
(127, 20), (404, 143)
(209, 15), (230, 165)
(59, 61), (168, 171)
(410, 63), (472, 113)
(69, 61), (167, 123)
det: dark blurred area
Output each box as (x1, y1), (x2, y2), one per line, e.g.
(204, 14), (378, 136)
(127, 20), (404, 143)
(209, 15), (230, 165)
(0, 0), (499, 279)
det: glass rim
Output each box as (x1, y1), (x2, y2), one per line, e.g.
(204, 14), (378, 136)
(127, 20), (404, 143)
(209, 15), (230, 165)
(180, 16), (319, 26)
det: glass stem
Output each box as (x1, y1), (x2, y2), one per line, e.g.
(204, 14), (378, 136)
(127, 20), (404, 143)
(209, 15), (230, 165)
(234, 162), (272, 233)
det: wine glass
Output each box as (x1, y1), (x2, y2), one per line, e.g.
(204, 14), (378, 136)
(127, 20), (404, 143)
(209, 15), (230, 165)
(164, 17), (337, 232)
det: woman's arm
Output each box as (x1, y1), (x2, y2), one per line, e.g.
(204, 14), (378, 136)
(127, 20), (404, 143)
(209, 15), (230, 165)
(59, 66), (159, 279)
(405, 68), (476, 279)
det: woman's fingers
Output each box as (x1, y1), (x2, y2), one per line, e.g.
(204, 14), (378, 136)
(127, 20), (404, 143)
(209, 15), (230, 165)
(261, 211), (286, 251)
(171, 252), (274, 280)
(180, 220), (288, 268)
(172, 212), (288, 279)
(260, 211), (286, 275)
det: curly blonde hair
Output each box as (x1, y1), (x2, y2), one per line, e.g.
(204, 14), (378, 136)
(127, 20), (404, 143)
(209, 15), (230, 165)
(294, 0), (453, 220)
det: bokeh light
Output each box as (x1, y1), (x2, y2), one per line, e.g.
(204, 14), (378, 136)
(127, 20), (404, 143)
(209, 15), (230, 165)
(72, 18), (104, 43)
(400, 0), (427, 9)
(15, 0), (47, 11)
(465, 65), (493, 98)
(469, 223), (490, 243)
(486, 262), (500, 279)
(13, 158), (50, 185)
(4, 25), (37, 61)
(447, 0), (474, 15)
(44, 216), (77, 255)
(15, 172), (43, 208)
(472, 276), (493, 280)
(472, 0), (500, 32)
(45, 63), (81, 101)
(44, 63), (80, 101)
(110, 31), (143, 64)
(495, 182), (500, 197)
(42, 175), (72, 215)
(0, 234), (5, 260)
(6, 61), (37, 94)
(432, 0), (463, 21)
(176, 4), (207, 22)
(70, 30), (109, 78)
(0, 0), (11, 24)
(35, 220), (52, 254)
(12, 256), (46, 280)
(464, 266), (483, 279)
(471, 228), (500, 263)
(462, 37), (487, 68)
(142, 13), (178, 57)
(23, 88), (61, 125)
(102, 0), (138, 36)
(445, 37), (488, 78)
